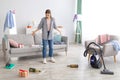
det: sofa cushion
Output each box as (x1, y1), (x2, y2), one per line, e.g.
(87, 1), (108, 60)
(39, 44), (66, 49)
(34, 33), (42, 45)
(7, 34), (34, 46)
(11, 46), (42, 54)
(11, 44), (66, 54)
(53, 44), (66, 49)
(110, 35), (119, 41)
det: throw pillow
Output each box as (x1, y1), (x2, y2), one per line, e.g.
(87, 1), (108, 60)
(99, 34), (110, 44)
(53, 34), (61, 44)
(9, 39), (19, 48)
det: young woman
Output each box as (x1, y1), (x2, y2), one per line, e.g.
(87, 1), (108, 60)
(32, 9), (61, 64)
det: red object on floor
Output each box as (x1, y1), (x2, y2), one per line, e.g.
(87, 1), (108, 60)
(19, 69), (29, 77)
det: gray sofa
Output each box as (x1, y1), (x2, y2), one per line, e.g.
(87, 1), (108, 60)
(2, 34), (68, 63)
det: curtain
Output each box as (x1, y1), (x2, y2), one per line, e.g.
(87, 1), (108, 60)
(75, 0), (82, 43)
(77, 0), (82, 14)
(75, 21), (82, 43)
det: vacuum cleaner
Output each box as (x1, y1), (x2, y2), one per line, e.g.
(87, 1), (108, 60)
(84, 46), (102, 69)
(84, 42), (114, 75)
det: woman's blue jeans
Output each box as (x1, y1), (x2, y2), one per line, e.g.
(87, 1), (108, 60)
(42, 39), (53, 58)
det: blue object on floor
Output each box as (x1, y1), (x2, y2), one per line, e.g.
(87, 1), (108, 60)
(5, 64), (15, 69)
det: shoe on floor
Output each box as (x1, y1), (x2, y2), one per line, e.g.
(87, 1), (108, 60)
(50, 57), (56, 63)
(43, 58), (47, 64)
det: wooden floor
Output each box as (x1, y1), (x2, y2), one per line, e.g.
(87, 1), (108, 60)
(0, 44), (120, 80)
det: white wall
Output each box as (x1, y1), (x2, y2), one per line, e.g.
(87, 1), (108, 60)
(82, 0), (120, 44)
(0, 0), (75, 43)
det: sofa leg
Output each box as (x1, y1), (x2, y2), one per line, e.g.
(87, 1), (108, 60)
(88, 54), (91, 61)
(114, 56), (116, 63)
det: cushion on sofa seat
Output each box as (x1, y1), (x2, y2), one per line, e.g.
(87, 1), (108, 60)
(39, 44), (66, 49)
(11, 46), (42, 53)
(53, 44), (67, 49)
(11, 44), (66, 54)
(34, 33), (42, 45)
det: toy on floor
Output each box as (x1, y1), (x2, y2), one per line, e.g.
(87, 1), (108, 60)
(5, 63), (15, 69)
(19, 69), (29, 77)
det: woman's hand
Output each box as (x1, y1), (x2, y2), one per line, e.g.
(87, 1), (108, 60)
(32, 31), (35, 36)
(32, 29), (40, 36)
(56, 28), (61, 35)
(59, 31), (61, 35)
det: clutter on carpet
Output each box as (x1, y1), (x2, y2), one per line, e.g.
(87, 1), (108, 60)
(29, 68), (41, 73)
(67, 64), (79, 68)
(5, 63), (15, 69)
(19, 69), (29, 77)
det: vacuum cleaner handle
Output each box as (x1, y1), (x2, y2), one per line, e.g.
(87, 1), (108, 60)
(83, 47), (97, 57)
(86, 42), (102, 55)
